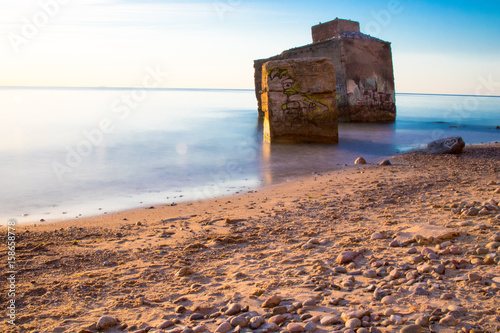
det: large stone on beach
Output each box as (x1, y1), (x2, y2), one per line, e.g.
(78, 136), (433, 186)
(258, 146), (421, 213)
(427, 137), (465, 154)
(261, 58), (338, 143)
(394, 224), (461, 246)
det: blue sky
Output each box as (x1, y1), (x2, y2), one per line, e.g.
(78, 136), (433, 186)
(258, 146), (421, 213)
(1, 0), (500, 94)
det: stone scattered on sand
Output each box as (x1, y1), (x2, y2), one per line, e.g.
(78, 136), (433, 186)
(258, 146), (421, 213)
(320, 315), (341, 326)
(341, 309), (370, 322)
(215, 322), (233, 333)
(268, 315), (286, 325)
(287, 323), (304, 333)
(175, 267), (193, 277)
(337, 251), (359, 264)
(96, 316), (119, 331)
(427, 137), (465, 154)
(262, 295), (281, 308)
(379, 160), (392, 166)
(355, 157), (367, 165)
(159, 320), (175, 329)
(249, 316), (265, 329)
(371, 232), (383, 240)
(345, 318), (361, 329)
(302, 297), (317, 307)
(400, 324), (424, 333)
(225, 303), (242, 316)
(439, 315), (458, 326)
(230, 315), (249, 328)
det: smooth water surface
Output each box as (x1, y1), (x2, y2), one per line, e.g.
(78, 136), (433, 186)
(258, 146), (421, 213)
(0, 88), (498, 223)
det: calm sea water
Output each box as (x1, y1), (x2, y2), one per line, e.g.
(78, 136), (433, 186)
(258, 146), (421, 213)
(1, 88), (499, 224)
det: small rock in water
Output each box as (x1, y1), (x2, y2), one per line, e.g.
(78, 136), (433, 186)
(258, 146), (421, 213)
(355, 157), (367, 165)
(427, 137), (465, 154)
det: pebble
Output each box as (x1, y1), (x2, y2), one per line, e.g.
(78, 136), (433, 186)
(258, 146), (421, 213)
(262, 295), (281, 308)
(389, 240), (400, 247)
(189, 313), (205, 321)
(381, 296), (396, 305)
(486, 242), (500, 250)
(193, 325), (208, 333)
(304, 322), (317, 331)
(231, 315), (249, 327)
(334, 266), (348, 274)
(468, 272), (482, 282)
(215, 322), (232, 333)
(384, 308), (395, 316)
(373, 287), (386, 300)
(337, 251), (359, 264)
(371, 232), (383, 240)
(390, 315), (404, 325)
(287, 323), (304, 333)
(272, 305), (288, 315)
(320, 315), (341, 326)
(249, 316), (265, 329)
(440, 293), (453, 300)
(345, 318), (361, 329)
(379, 160), (392, 166)
(358, 329), (369, 333)
(159, 320), (175, 329)
(363, 270), (378, 278)
(355, 157), (367, 165)
(260, 323), (280, 332)
(175, 305), (187, 313)
(341, 309), (370, 321)
(400, 324), (424, 333)
(96, 316), (119, 330)
(439, 315), (458, 326)
(268, 315), (286, 325)
(302, 297), (316, 307)
(225, 303), (242, 316)
(175, 267), (193, 277)
(414, 316), (429, 326)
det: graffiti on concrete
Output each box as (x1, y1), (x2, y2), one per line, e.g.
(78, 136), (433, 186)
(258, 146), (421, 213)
(347, 77), (394, 106)
(268, 68), (331, 124)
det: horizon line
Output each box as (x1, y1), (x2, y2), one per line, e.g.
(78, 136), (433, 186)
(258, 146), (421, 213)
(0, 85), (499, 98)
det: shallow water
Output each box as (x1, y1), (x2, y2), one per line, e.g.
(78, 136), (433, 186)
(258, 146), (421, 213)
(1, 88), (498, 223)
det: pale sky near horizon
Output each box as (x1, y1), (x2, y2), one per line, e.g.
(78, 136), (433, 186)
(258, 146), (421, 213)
(1, 0), (500, 95)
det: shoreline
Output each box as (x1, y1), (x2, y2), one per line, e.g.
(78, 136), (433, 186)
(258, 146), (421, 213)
(2, 143), (500, 332)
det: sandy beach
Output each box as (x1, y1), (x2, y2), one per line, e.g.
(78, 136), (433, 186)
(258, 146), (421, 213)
(2, 143), (500, 333)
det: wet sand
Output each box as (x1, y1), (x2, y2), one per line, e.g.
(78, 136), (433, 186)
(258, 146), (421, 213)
(2, 143), (500, 333)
